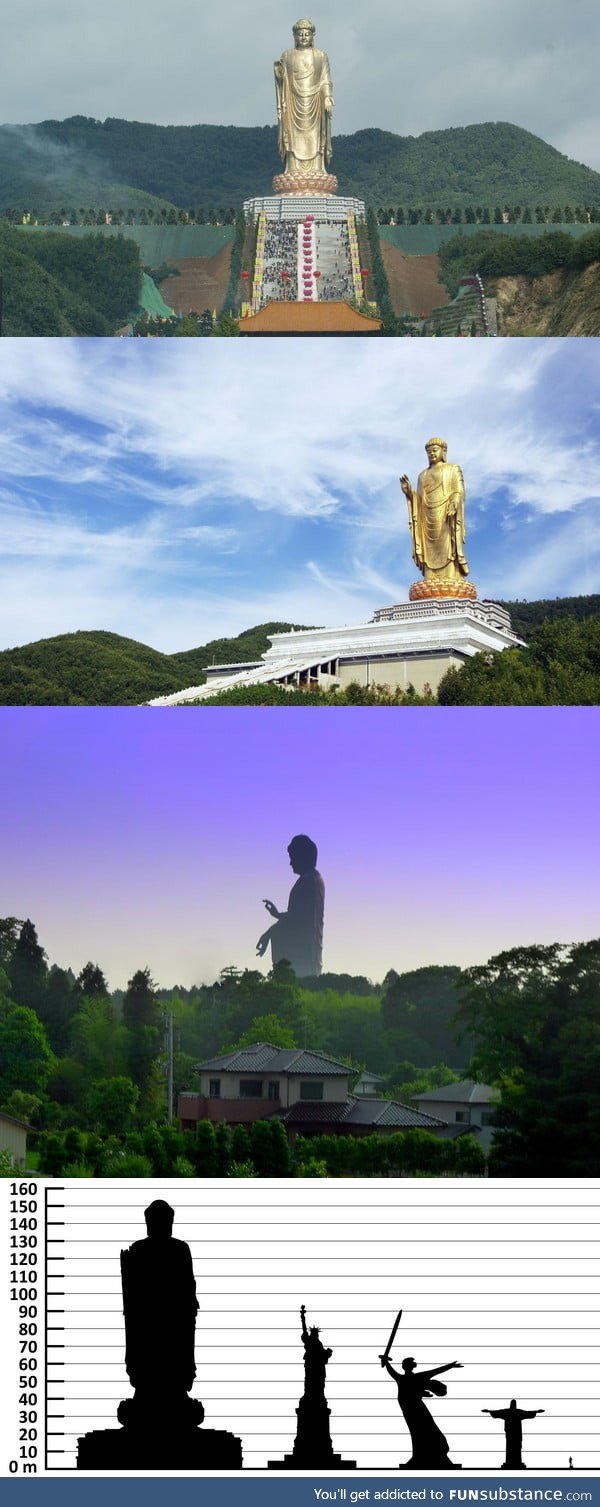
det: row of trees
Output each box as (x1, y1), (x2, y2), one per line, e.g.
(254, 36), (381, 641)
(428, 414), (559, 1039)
(2, 207), (238, 228)
(2, 914), (598, 1176)
(376, 205), (600, 226)
(133, 310), (240, 338)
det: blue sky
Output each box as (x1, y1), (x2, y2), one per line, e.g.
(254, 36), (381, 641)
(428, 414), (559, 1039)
(0, 337), (599, 654)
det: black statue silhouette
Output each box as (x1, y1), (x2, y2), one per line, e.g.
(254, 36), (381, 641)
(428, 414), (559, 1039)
(380, 1321), (463, 1469)
(77, 1200), (242, 1469)
(483, 1399), (545, 1469)
(119, 1199), (199, 1426)
(269, 1305), (356, 1469)
(257, 834), (324, 977)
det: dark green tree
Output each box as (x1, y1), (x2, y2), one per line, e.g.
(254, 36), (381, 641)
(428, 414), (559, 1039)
(455, 940), (600, 1175)
(78, 962), (109, 997)
(0, 979), (55, 1101)
(122, 967), (163, 1105)
(8, 918), (47, 1014)
(87, 1076), (139, 1135)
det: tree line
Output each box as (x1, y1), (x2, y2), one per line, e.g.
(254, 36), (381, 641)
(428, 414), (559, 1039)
(1, 916), (598, 1177)
(376, 205), (600, 226)
(2, 206), (238, 227)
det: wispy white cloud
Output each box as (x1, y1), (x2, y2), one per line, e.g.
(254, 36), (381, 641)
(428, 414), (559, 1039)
(0, 339), (598, 652)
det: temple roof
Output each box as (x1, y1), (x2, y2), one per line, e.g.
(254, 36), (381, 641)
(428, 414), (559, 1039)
(238, 300), (383, 334)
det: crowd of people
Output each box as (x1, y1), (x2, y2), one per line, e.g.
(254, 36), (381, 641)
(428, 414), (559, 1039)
(258, 217), (354, 304)
(261, 221), (299, 300)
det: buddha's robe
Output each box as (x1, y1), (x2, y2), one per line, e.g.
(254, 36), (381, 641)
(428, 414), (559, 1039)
(275, 47), (333, 174)
(270, 869), (325, 977)
(411, 460), (469, 584)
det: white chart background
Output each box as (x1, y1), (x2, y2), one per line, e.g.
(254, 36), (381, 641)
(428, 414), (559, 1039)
(2, 1177), (600, 1477)
(47, 1178), (600, 1473)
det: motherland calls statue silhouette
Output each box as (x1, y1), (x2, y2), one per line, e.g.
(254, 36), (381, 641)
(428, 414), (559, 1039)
(380, 1310), (463, 1468)
(482, 1399), (545, 1469)
(269, 1304), (356, 1469)
(77, 1200), (242, 1469)
(257, 834), (325, 977)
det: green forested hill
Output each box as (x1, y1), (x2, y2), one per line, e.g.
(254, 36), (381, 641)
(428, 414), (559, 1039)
(0, 122), (178, 216)
(0, 223), (141, 333)
(498, 594), (600, 637)
(0, 625), (310, 705)
(0, 599), (598, 705)
(439, 227), (600, 296)
(3, 118), (600, 211)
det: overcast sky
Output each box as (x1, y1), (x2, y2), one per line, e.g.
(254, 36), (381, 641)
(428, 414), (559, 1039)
(0, 338), (599, 656)
(2, 0), (600, 170)
(1, 709), (598, 987)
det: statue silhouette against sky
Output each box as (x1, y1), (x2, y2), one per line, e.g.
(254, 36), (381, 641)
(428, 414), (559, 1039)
(380, 1312), (462, 1468)
(270, 1304), (355, 1469)
(483, 1399), (545, 1469)
(77, 1200), (242, 1469)
(257, 834), (324, 976)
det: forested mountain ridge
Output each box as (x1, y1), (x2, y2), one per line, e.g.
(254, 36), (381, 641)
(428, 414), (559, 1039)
(0, 624), (311, 705)
(3, 118), (600, 211)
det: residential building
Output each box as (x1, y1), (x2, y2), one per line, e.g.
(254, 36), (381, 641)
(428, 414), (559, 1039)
(413, 1080), (499, 1153)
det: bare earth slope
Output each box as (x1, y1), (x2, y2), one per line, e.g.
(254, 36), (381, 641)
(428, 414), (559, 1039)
(495, 261), (600, 335)
(380, 242), (448, 316)
(161, 246), (233, 314)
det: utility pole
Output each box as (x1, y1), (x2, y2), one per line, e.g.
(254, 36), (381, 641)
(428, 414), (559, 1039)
(166, 1011), (174, 1124)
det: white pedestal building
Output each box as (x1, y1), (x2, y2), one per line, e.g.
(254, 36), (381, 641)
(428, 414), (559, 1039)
(148, 599), (524, 705)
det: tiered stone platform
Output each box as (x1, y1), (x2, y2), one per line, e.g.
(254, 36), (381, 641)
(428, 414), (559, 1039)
(77, 1423), (243, 1470)
(244, 194), (366, 222)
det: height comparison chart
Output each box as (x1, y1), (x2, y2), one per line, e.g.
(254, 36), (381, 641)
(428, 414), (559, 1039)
(1, 1178), (599, 1475)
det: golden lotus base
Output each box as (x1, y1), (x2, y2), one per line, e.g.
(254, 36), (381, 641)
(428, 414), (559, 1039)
(272, 172), (338, 196)
(409, 580), (478, 601)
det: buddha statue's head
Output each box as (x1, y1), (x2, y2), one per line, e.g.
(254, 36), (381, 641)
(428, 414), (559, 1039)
(144, 1199), (175, 1238)
(425, 438), (447, 464)
(293, 18), (315, 47)
(288, 833), (318, 874)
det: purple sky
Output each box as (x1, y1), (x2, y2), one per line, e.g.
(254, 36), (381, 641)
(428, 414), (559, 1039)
(0, 707), (597, 988)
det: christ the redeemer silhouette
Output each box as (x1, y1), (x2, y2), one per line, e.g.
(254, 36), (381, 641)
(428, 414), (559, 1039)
(483, 1399), (545, 1469)
(257, 834), (324, 977)
(77, 1200), (242, 1469)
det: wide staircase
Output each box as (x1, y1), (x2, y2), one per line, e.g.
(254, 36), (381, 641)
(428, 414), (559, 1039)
(252, 214), (359, 309)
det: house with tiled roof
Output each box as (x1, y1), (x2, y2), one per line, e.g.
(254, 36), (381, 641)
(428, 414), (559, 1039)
(177, 1042), (463, 1143)
(413, 1080), (499, 1153)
